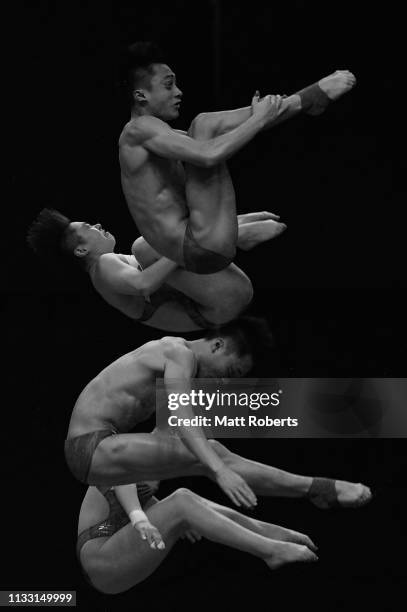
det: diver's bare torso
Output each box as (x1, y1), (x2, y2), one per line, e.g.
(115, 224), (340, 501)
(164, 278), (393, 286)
(67, 337), (191, 438)
(91, 253), (145, 320)
(119, 118), (188, 257)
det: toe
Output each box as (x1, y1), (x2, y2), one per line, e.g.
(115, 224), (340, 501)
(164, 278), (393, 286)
(305, 537), (318, 553)
(307, 549), (319, 562)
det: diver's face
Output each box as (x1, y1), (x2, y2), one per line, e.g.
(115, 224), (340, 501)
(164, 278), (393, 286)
(144, 64), (183, 121)
(69, 221), (116, 256)
(197, 339), (253, 379)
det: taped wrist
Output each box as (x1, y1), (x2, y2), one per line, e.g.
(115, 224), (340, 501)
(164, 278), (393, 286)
(129, 509), (148, 525)
(297, 82), (330, 116)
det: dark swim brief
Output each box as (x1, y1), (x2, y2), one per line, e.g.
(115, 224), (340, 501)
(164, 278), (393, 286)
(65, 429), (116, 484)
(183, 222), (234, 274)
(138, 283), (218, 329)
(77, 484), (154, 587)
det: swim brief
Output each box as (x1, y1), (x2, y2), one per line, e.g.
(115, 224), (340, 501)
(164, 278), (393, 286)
(77, 484), (154, 586)
(64, 429), (117, 484)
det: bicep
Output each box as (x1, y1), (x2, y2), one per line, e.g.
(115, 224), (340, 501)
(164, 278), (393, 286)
(145, 132), (209, 166)
(98, 260), (143, 295)
(164, 360), (193, 384)
(164, 349), (196, 388)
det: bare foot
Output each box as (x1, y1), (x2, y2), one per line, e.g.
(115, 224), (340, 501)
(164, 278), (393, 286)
(309, 478), (372, 509)
(334, 480), (372, 508)
(260, 523), (318, 553)
(264, 541), (318, 571)
(238, 219), (287, 251)
(318, 70), (356, 101)
(237, 211), (280, 225)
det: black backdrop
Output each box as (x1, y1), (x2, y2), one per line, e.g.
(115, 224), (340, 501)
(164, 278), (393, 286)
(4, 1), (406, 610)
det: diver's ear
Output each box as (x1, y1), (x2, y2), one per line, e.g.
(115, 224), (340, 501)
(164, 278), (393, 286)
(74, 245), (89, 258)
(211, 338), (225, 353)
(133, 89), (148, 105)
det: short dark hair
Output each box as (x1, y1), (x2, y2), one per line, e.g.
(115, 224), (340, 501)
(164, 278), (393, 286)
(206, 316), (277, 375)
(124, 41), (166, 104)
(27, 208), (78, 259)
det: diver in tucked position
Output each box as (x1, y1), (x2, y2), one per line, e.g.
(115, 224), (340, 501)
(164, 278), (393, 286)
(120, 41), (356, 274)
(27, 208), (284, 331)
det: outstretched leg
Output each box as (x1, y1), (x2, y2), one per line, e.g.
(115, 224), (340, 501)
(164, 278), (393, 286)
(202, 498), (317, 552)
(84, 488), (317, 593)
(88, 432), (371, 509)
(203, 69), (357, 136)
(210, 439), (372, 509)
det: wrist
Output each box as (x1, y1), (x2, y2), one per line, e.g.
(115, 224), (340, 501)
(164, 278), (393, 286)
(129, 509), (148, 526)
(211, 462), (227, 477)
(250, 114), (266, 131)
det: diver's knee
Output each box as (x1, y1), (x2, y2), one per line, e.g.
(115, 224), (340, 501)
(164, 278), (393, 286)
(188, 112), (222, 139)
(236, 277), (254, 310)
(131, 237), (160, 267)
(172, 488), (198, 514)
(226, 274), (253, 311)
(131, 237), (146, 258)
(173, 487), (196, 501)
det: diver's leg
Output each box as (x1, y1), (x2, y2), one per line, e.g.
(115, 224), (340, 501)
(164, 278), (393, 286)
(210, 440), (373, 508)
(85, 488), (317, 594)
(197, 70), (356, 135)
(132, 236), (253, 328)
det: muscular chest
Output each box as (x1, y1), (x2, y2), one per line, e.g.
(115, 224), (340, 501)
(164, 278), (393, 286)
(117, 384), (156, 431)
(153, 156), (185, 191)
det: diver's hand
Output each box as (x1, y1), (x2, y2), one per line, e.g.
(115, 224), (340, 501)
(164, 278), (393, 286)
(182, 528), (202, 543)
(214, 466), (257, 508)
(133, 519), (165, 550)
(251, 92), (285, 125)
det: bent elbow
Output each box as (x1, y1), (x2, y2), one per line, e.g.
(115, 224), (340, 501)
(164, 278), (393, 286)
(126, 276), (148, 296)
(137, 280), (151, 297)
(201, 148), (221, 168)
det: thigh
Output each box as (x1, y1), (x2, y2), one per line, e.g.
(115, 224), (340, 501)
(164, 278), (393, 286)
(184, 162), (237, 246)
(184, 115), (237, 249)
(83, 494), (186, 594)
(88, 431), (208, 486)
(166, 263), (252, 312)
(141, 298), (204, 332)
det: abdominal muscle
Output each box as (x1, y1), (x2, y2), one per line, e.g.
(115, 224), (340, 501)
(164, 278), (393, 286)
(120, 153), (189, 261)
(67, 349), (159, 437)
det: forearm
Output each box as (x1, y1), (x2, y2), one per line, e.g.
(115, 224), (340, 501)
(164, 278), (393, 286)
(215, 93), (302, 139)
(175, 405), (225, 474)
(137, 258), (178, 295)
(114, 484), (147, 524)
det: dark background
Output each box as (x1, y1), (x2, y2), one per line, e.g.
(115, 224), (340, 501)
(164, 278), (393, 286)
(4, 1), (406, 610)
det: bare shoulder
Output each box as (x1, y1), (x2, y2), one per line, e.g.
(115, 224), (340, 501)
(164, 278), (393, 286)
(95, 253), (123, 274)
(161, 337), (194, 363)
(121, 116), (172, 145)
(98, 252), (120, 264)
